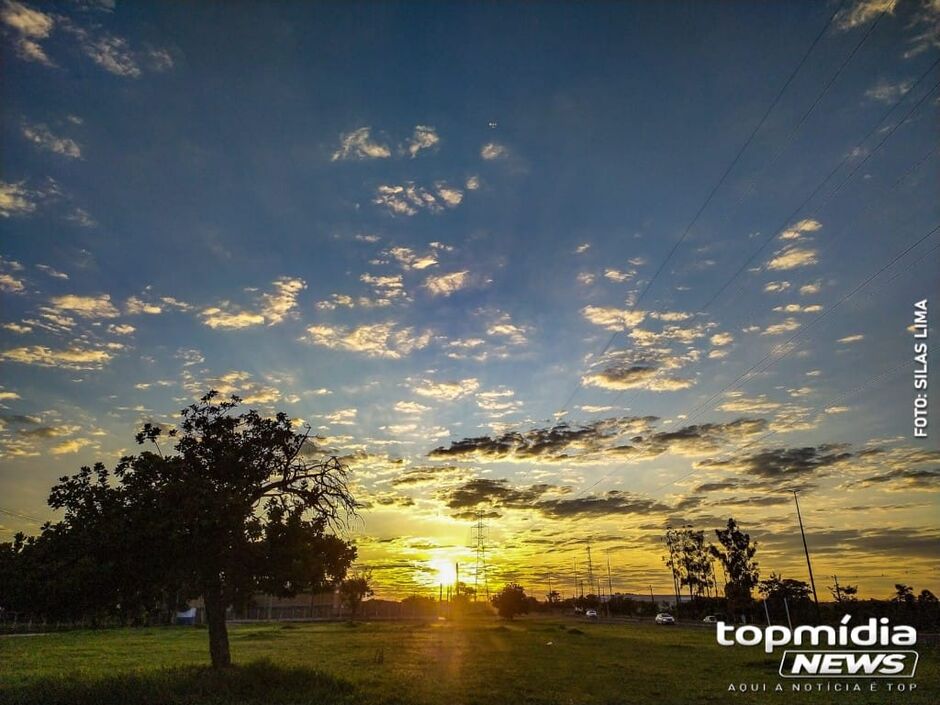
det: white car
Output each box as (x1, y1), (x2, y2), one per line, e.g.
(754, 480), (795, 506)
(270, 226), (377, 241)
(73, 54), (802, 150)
(655, 612), (675, 625)
(585, 609), (598, 619)
(702, 615), (719, 623)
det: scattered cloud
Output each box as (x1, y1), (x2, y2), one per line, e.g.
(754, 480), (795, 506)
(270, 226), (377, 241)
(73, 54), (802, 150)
(306, 322), (431, 359)
(48, 294), (120, 318)
(21, 123), (82, 158)
(201, 277), (305, 329)
(412, 377), (479, 401)
(481, 142), (507, 160)
(424, 270), (469, 297)
(405, 125), (439, 157)
(767, 246), (818, 270)
(1, 0), (55, 66)
(373, 182), (464, 216)
(0, 181), (37, 217)
(331, 127), (391, 161)
(0, 345), (113, 369)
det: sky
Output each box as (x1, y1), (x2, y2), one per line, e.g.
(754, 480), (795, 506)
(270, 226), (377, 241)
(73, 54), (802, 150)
(1, 0), (938, 601)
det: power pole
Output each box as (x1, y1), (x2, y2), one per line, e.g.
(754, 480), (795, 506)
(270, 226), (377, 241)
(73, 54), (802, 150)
(586, 542), (594, 595)
(455, 562), (459, 598)
(793, 491), (821, 621)
(606, 552), (614, 617)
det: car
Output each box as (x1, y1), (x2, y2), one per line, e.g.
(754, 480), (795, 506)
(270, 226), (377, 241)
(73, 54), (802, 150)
(655, 612), (676, 625)
(585, 609), (598, 619)
(702, 615), (719, 623)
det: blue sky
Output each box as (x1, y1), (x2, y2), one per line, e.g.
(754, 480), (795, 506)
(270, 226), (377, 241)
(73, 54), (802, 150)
(1, 0), (939, 598)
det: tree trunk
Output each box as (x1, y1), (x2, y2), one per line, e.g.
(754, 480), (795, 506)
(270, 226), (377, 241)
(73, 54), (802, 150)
(204, 588), (231, 668)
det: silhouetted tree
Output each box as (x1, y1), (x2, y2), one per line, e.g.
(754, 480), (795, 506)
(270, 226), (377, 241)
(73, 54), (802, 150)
(828, 577), (858, 605)
(759, 573), (811, 602)
(46, 392), (358, 668)
(339, 571), (374, 621)
(893, 584), (915, 607)
(709, 518), (759, 618)
(492, 583), (529, 620)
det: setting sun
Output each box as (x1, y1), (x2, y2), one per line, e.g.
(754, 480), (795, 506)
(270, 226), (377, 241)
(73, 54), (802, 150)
(427, 558), (458, 587)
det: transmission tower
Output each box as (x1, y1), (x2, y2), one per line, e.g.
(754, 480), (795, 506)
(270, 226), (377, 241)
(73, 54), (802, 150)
(471, 509), (490, 600)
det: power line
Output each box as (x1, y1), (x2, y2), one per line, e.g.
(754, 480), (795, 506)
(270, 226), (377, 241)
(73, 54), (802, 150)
(0, 506), (45, 524)
(680, 222), (940, 425)
(606, 71), (938, 416)
(556, 1), (849, 415)
(570, 221), (939, 500)
(704, 64), (940, 312)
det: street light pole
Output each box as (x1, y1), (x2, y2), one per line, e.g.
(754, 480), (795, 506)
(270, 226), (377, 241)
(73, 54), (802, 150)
(793, 490), (821, 622)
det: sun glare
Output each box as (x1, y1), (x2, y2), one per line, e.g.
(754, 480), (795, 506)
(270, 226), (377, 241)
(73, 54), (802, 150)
(427, 558), (458, 586)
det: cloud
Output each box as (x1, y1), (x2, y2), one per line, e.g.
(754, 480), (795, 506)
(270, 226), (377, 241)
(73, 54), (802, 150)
(405, 125), (440, 157)
(710, 332), (734, 346)
(698, 444), (853, 487)
(424, 270), (469, 297)
(535, 490), (670, 518)
(391, 465), (465, 487)
(836, 0), (897, 31)
(260, 277), (306, 324)
(845, 466), (940, 491)
(81, 33), (142, 77)
(35, 264), (68, 279)
(394, 400), (431, 414)
(324, 408), (357, 425)
(761, 317), (801, 335)
(0, 273), (25, 293)
(386, 246), (437, 270)
(1, 1), (55, 65)
(0, 181), (37, 217)
(481, 142), (507, 160)
(331, 127), (391, 161)
(583, 363), (694, 392)
(837, 334), (864, 344)
(764, 281), (790, 293)
(465, 176), (480, 190)
(0, 345), (113, 369)
(50, 438), (94, 455)
(306, 322), (431, 359)
(21, 123), (82, 158)
(717, 394), (781, 414)
(48, 294), (119, 318)
(581, 305), (646, 331)
(430, 416), (657, 462)
(201, 277), (305, 329)
(773, 303), (823, 314)
(373, 182), (463, 216)
(185, 370), (281, 405)
(125, 296), (163, 315)
(767, 246), (818, 270)
(412, 378), (479, 401)
(865, 78), (913, 103)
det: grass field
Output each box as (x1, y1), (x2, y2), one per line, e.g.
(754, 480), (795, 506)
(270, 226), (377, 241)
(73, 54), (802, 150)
(1, 618), (936, 705)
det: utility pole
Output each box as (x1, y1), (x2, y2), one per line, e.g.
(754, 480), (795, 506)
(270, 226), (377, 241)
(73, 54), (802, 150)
(793, 491), (821, 621)
(455, 562), (459, 598)
(586, 542), (594, 594)
(606, 553), (613, 618)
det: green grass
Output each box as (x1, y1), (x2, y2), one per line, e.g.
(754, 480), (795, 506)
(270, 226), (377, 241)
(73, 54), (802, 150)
(1, 618), (936, 704)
